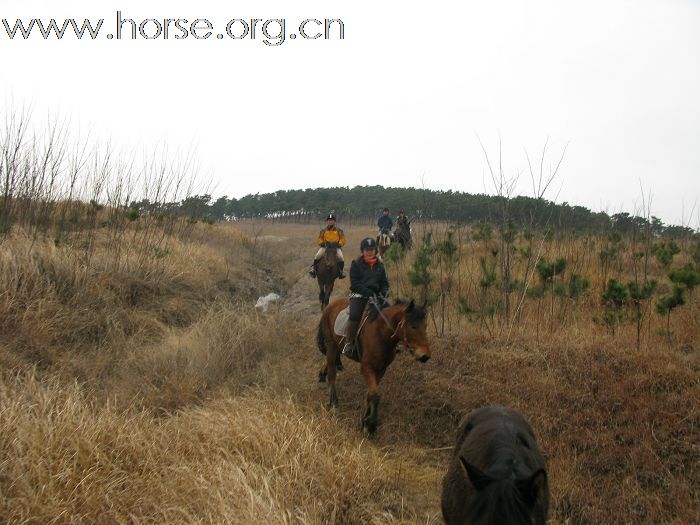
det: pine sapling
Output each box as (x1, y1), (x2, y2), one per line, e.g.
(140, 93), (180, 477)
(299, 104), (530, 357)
(656, 285), (686, 337)
(601, 278), (628, 336)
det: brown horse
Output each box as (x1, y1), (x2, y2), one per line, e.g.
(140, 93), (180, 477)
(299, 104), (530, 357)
(441, 406), (549, 525)
(316, 298), (430, 434)
(377, 228), (392, 258)
(316, 246), (340, 310)
(395, 221), (412, 250)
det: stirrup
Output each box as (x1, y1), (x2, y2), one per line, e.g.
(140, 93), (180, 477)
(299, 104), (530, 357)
(341, 342), (354, 356)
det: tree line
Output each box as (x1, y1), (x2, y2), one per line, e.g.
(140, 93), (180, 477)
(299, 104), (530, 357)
(131, 186), (697, 239)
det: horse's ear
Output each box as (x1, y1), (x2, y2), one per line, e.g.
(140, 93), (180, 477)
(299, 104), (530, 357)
(460, 456), (493, 491)
(517, 469), (547, 508)
(406, 299), (415, 311)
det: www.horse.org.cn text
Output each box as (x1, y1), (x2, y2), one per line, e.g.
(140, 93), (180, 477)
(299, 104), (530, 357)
(1, 12), (346, 46)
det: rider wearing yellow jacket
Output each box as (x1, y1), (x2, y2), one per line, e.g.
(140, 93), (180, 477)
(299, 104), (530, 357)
(310, 213), (346, 278)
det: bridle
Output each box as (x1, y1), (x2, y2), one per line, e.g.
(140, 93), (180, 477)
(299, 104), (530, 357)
(370, 299), (410, 348)
(390, 318), (410, 348)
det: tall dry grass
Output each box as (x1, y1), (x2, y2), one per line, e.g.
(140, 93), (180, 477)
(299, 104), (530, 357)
(1, 212), (698, 524)
(0, 222), (261, 399)
(1, 372), (425, 524)
(386, 221), (698, 351)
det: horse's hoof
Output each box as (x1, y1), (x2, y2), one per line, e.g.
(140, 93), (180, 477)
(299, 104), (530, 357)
(361, 420), (377, 436)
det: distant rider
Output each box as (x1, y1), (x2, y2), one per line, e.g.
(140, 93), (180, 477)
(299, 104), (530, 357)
(309, 213), (346, 279)
(396, 210), (409, 230)
(342, 237), (390, 357)
(377, 208), (394, 240)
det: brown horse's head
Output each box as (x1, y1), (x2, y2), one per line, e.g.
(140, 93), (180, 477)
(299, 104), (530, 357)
(395, 300), (430, 362)
(441, 406), (549, 525)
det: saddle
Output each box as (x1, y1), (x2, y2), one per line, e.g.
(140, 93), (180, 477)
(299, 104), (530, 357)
(333, 307), (350, 337)
(333, 305), (373, 340)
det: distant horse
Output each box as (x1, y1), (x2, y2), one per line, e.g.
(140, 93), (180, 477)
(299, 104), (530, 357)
(395, 221), (412, 250)
(317, 298), (430, 434)
(441, 406), (549, 525)
(316, 246), (340, 310)
(377, 228), (392, 258)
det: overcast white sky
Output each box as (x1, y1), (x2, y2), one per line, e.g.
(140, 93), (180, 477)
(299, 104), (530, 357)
(2, 0), (699, 226)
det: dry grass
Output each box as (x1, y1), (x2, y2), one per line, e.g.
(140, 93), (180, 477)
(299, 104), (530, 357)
(1, 219), (698, 524)
(375, 333), (699, 524)
(0, 372), (425, 524)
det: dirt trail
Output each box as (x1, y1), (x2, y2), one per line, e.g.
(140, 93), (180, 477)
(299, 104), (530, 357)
(279, 271), (338, 318)
(240, 228), (451, 521)
(265, 270), (447, 522)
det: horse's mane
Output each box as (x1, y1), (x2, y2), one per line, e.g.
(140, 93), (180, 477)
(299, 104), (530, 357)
(453, 406), (547, 525)
(391, 299), (426, 322)
(394, 299), (425, 323)
(466, 478), (533, 525)
(366, 298), (427, 323)
(462, 441), (542, 525)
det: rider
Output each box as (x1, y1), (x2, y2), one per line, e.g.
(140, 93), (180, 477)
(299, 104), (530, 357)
(342, 237), (390, 357)
(377, 208), (394, 241)
(396, 210), (409, 230)
(310, 213), (346, 278)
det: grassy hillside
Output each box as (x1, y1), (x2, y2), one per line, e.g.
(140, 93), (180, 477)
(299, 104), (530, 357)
(1, 219), (698, 524)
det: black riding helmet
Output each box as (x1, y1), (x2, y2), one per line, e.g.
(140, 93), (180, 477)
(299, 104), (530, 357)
(326, 213), (336, 221)
(360, 237), (377, 250)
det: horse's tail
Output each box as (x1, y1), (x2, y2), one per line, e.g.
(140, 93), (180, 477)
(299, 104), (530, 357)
(316, 319), (327, 355)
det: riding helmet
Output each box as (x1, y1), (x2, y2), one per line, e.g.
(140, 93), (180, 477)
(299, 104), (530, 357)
(326, 213), (336, 221)
(360, 237), (377, 250)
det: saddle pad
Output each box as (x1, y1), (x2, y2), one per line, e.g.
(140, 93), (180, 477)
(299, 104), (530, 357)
(334, 307), (350, 337)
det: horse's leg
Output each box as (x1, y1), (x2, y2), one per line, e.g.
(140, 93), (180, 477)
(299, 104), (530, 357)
(318, 281), (325, 310)
(326, 350), (339, 408)
(360, 366), (381, 434)
(325, 282), (335, 308)
(318, 362), (327, 383)
(323, 283), (330, 308)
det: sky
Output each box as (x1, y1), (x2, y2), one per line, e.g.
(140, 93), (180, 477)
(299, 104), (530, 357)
(1, 0), (699, 227)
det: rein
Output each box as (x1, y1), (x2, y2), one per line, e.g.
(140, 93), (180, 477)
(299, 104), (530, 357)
(391, 318), (409, 347)
(371, 299), (394, 329)
(369, 299), (409, 347)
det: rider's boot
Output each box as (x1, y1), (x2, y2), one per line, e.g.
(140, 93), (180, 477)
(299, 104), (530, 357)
(337, 260), (346, 279)
(309, 259), (319, 278)
(342, 320), (359, 358)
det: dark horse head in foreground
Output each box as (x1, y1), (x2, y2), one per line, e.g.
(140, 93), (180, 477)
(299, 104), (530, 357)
(441, 405), (549, 525)
(316, 246), (340, 310)
(317, 298), (430, 434)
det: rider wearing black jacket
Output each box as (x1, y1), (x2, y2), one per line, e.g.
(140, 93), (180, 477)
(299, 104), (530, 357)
(342, 237), (390, 357)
